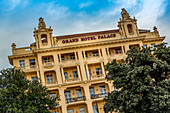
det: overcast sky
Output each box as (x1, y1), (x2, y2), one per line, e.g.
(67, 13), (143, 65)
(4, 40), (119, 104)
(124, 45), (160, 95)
(0, 0), (170, 70)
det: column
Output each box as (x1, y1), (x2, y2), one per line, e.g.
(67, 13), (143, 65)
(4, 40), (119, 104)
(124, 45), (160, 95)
(85, 64), (90, 80)
(86, 101), (93, 113)
(82, 84), (91, 100)
(98, 49), (101, 58)
(59, 88), (67, 113)
(75, 52), (78, 60)
(83, 51), (86, 60)
(61, 67), (65, 83)
(37, 54), (45, 85)
(77, 65), (82, 81)
(59, 54), (62, 62)
(53, 54), (62, 84)
(78, 51), (87, 81)
(35, 35), (39, 49)
(101, 62), (106, 77)
(124, 44), (129, 52)
(101, 48), (109, 65)
(36, 71), (40, 82)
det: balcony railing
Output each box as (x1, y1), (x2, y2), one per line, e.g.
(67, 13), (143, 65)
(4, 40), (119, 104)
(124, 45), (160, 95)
(65, 96), (86, 104)
(65, 78), (79, 83)
(90, 74), (103, 80)
(44, 62), (54, 67)
(91, 92), (108, 99)
(16, 65), (38, 70)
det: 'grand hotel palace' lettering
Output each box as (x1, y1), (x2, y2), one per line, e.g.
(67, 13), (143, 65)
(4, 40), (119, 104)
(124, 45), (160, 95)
(62, 34), (116, 43)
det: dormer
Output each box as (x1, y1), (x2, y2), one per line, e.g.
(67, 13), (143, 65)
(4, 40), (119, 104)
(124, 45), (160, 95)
(33, 17), (54, 49)
(118, 8), (139, 38)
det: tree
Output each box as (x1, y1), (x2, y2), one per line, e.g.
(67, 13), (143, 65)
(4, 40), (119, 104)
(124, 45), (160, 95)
(0, 68), (58, 113)
(104, 43), (170, 113)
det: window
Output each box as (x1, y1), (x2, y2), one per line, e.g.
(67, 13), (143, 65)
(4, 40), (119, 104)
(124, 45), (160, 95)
(127, 24), (133, 34)
(70, 54), (75, 60)
(44, 57), (50, 63)
(151, 43), (155, 49)
(89, 87), (95, 96)
(73, 71), (78, 78)
(79, 107), (85, 113)
(93, 105), (99, 113)
(29, 59), (36, 68)
(61, 55), (65, 61)
(49, 93), (56, 99)
(19, 60), (25, 68)
(46, 75), (53, 83)
(89, 69), (91, 76)
(31, 76), (37, 81)
(67, 109), (74, 113)
(76, 89), (82, 97)
(115, 49), (122, 54)
(65, 91), (71, 103)
(99, 85), (107, 97)
(143, 44), (147, 48)
(41, 34), (47, 43)
(93, 51), (99, 57)
(96, 68), (102, 75)
(64, 72), (68, 80)
(83, 53), (88, 59)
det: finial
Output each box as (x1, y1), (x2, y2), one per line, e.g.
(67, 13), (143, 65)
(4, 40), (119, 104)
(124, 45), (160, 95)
(38, 17), (46, 30)
(153, 26), (157, 32)
(11, 43), (16, 49)
(121, 8), (130, 19)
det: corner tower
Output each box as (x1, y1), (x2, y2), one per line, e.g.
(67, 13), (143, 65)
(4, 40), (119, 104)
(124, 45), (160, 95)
(33, 17), (54, 49)
(118, 8), (139, 38)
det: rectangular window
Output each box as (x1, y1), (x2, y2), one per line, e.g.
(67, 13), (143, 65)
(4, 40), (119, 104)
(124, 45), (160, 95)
(79, 107), (85, 113)
(96, 68), (102, 75)
(49, 93), (56, 99)
(143, 44), (147, 48)
(44, 57), (50, 63)
(64, 72), (68, 80)
(70, 54), (75, 60)
(76, 89), (82, 97)
(89, 69), (91, 76)
(61, 55), (65, 61)
(89, 87), (95, 97)
(31, 76), (37, 81)
(93, 51), (99, 57)
(151, 43), (155, 49)
(67, 109), (74, 113)
(93, 105), (99, 113)
(73, 71), (78, 78)
(65, 91), (71, 103)
(29, 59), (36, 68)
(46, 75), (53, 83)
(19, 60), (25, 68)
(99, 85), (107, 97)
(115, 48), (122, 54)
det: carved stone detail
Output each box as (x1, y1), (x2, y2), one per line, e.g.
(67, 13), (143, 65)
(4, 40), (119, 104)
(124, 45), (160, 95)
(38, 17), (46, 30)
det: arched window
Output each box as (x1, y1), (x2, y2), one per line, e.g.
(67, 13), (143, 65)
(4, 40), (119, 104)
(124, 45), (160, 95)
(41, 34), (47, 44)
(127, 24), (133, 34)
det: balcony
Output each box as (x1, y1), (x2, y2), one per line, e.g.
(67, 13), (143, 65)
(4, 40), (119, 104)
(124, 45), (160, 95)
(65, 96), (86, 104)
(65, 78), (80, 83)
(91, 92), (108, 99)
(16, 65), (39, 72)
(44, 62), (54, 68)
(90, 74), (104, 80)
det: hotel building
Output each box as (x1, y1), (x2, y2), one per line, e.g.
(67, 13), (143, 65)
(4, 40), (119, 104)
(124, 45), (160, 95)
(8, 9), (165, 113)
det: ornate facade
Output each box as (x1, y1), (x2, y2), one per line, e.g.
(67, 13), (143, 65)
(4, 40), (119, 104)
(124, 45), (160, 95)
(8, 9), (165, 113)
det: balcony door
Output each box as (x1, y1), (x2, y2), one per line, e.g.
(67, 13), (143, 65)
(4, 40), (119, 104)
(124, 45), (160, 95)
(99, 85), (106, 97)
(76, 89), (82, 97)
(89, 87), (95, 97)
(65, 91), (71, 103)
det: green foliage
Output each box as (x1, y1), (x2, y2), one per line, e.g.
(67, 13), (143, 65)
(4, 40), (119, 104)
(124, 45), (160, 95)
(0, 68), (58, 113)
(104, 43), (170, 113)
